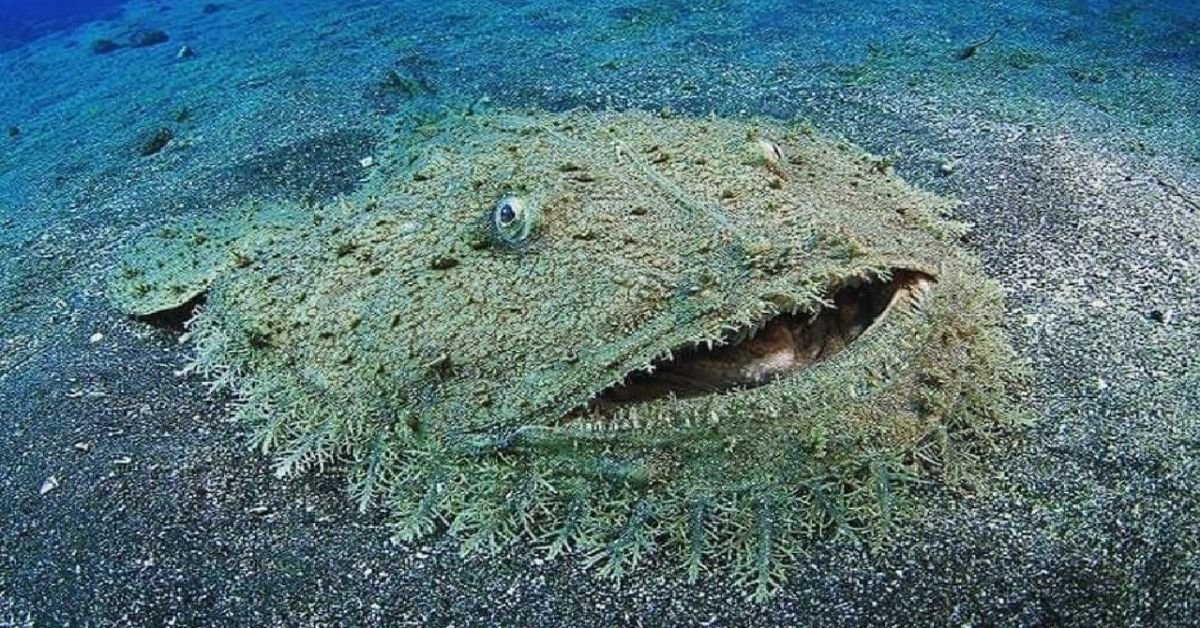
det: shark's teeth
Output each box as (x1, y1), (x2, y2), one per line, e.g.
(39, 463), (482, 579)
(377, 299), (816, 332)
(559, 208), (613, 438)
(900, 276), (934, 313)
(565, 270), (937, 426)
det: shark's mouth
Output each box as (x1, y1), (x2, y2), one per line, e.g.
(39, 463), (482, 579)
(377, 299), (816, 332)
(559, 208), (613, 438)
(587, 270), (934, 412)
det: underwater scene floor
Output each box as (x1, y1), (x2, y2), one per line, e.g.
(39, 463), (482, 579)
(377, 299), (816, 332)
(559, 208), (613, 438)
(0, 0), (1197, 625)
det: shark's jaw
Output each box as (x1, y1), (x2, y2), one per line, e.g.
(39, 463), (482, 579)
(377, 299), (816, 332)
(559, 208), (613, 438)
(583, 269), (935, 413)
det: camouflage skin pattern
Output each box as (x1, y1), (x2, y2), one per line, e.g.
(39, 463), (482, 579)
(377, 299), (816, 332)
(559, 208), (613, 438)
(109, 109), (1026, 600)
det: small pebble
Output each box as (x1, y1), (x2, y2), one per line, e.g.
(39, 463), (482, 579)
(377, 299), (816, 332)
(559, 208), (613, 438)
(429, 255), (459, 270)
(39, 476), (60, 495)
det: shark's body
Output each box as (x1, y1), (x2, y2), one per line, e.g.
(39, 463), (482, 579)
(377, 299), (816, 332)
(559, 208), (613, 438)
(110, 109), (1025, 599)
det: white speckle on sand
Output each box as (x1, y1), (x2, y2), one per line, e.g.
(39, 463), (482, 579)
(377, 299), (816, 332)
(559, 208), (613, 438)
(39, 475), (60, 495)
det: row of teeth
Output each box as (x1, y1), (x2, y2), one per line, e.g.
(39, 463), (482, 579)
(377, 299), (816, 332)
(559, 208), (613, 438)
(718, 299), (830, 348)
(564, 276), (936, 427)
(570, 404), (720, 432)
(898, 277), (935, 313)
(562, 298), (826, 425)
(590, 301), (812, 387)
(659, 274), (940, 358)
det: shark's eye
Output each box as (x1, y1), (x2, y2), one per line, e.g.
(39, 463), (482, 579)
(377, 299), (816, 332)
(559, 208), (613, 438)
(498, 202), (517, 225)
(490, 194), (536, 246)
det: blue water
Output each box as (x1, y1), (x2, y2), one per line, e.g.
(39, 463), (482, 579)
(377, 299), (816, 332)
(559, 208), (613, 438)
(0, 0), (124, 50)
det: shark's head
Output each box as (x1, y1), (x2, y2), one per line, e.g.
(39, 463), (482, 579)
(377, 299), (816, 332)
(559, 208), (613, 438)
(109, 109), (1026, 599)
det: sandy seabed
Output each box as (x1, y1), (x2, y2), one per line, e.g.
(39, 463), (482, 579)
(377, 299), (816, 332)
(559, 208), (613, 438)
(0, 0), (1197, 625)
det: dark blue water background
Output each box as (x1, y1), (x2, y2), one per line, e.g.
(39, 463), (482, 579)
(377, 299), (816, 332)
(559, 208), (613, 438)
(0, 0), (125, 51)
(2, 0), (1198, 48)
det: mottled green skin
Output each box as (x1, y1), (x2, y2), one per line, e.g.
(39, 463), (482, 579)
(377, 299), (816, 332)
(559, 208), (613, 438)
(109, 109), (1026, 600)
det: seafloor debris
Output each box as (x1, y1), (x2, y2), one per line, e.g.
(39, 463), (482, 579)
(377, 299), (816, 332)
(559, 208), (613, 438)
(955, 30), (999, 61)
(90, 38), (119, 54)
(109, 108), (1027, 601)
(39, 475), (60, 496)
(128, 29), (169, 48)
(137, 128), (173, 157)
